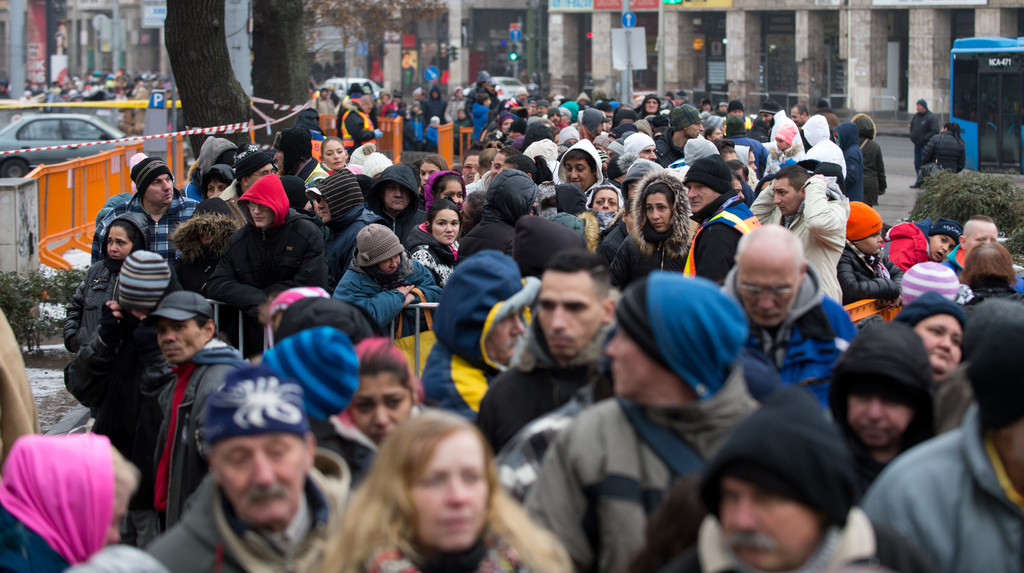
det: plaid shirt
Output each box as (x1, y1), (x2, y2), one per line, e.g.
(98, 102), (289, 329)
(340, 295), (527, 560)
(495, 387), (596, 501)
(91, 190), (198, 268)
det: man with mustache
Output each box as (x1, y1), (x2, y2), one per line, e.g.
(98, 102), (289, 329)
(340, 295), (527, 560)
(660, 387), (938, 573)
(149, 365), (350, 573)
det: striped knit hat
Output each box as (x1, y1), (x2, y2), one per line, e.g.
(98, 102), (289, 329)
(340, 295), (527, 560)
(900, 262), (960, 305)
(130, 157), (172, 194)
(310, 169), (364, 219)
(117, 251), (171, 310)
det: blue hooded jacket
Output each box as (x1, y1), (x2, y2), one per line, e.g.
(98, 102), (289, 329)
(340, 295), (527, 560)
(837, 122), (864, 203)
(421, 251), (538, 420)
(324, 205), (383, 291)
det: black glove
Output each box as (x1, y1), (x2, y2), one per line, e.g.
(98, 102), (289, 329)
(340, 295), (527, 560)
(97, 304), (122, 347)
(133, 325), (162, 360)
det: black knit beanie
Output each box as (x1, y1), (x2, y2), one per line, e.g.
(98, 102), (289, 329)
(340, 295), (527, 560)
(131, 157), (172, 193)
(279, 127), (313, 173)
(684, 155), (733, 196)
(233, 143), (272, 180)
(727, 100), (744, 113)
(968, 322), (1024, 429)
(615, 278), (671, 372)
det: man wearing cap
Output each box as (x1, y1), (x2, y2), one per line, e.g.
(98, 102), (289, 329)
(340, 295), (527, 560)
(746, 99), (782, 143)
(140, 291), (245, 528)
(623, 132), (657, 162)
(463, 70), (499, 118)
(661, 387), (938, 573)
(527, 273), (758, 573)
(909, 99), (940, 187)
(306, 170), (382, 291)
(422, 250), (541, 421)
(863, 321), (1024, 573)
(684, 155), (761, 283)
(535, 99), (550, 118)
(340, 94), (383, 153)
(653, 104), (702, 167)
(92, 156), (198, 267)
(148, 365), (350, 572)
(275, 127), (329, 187)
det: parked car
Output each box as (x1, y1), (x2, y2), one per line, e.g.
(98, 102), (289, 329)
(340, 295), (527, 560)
(323, 77), (384, 99)
(490, 76), (526, 102)
(0, 114), (126, 178)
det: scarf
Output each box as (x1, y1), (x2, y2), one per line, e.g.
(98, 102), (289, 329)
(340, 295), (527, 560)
(782, 201), (805, 229)
(642, 223), (673, 244)
(365, 534), (524, 573)
(848, 241), (891, 280)
(103, 256), (125, 274)
(592, 209), (617, 233)
(365, 264), (411, 291)
(725, 527), (842, 573)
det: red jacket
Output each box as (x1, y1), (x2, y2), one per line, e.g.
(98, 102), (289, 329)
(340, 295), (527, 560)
(886, 221), (929, 272)
(237, 174), (289, 227)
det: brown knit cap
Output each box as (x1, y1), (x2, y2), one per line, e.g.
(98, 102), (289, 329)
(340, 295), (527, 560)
(356, 224), (404, 267)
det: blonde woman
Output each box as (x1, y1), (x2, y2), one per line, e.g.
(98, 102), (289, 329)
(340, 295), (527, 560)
(321, 410), (570, 573)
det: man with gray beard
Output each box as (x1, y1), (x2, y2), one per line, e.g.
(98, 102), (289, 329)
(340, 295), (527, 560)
(658, 387), (939, 573)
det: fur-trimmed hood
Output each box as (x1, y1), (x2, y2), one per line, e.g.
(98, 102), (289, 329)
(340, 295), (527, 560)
(578, 210), (601, 252)
(852, 113), (876, 140)
(169, 212), (244, 264)
(631, 169), (692, 259)
(769, 140), (804, 160)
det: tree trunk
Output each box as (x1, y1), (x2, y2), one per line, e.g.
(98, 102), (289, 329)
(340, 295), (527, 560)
(165, 0), (251, 152)
(252, 0), (310, 144)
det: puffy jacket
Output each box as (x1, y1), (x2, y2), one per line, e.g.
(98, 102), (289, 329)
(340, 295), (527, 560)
(653, 126), (687, 167)
(324, 206), (382, 291)
(837, 122), (864, 202)
(803, 115), (847, 178)
(863, 406), (1022, 573)
(921, 130), (966, 173)
(421, 86), (448, 124)
(332, 253), (442, 337)
(836, 243), (904, 306)
(168, 210), (242, 295)
(830, 322), (934, 493)
(751, 176), (849, 302)
(886, 219), (933, 272)
(366, 164), (426, 246)
(764, 140), (805, 176)
(610, 170), (692, 289)
(64, 212), (151, 353)
(206, 175), (330, 316)
(459, 170), (537, 260)
(407, 224), (458, 287)
(421, 251), (539, 420)
(724, 264), (857, 407)
(597, 217), (628, 265)
(853, 114), (887, 206)
(142, 340), (245, 527)
(909, 109), (940, 148)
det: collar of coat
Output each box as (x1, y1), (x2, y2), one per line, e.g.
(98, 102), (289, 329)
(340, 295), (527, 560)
(515, 319), (613, 373)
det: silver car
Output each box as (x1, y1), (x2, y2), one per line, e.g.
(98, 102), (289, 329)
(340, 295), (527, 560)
(0, 114), (126, 178)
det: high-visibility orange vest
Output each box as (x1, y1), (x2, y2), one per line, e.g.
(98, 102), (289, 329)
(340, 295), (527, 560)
(684, 197), (761, 277)
(341, 109), (377, 149)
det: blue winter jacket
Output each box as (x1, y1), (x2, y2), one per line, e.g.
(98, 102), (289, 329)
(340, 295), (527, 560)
(0, 506), (69, 572)
(324, 206), (382, 291)
(837, 122), (865, 202)
(472, 103), (490, 142)
(421, 251), (537, 420)
(333, 253), (442, 337)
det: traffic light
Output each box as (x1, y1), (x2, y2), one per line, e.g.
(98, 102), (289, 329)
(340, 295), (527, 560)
(510, 51), (518, 61)
(664, 0), (682, 5)
(509, 42), (519, 61)
(449, 45), (458, 62)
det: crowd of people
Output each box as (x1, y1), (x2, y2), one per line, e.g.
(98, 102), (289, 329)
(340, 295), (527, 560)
(0, 72), (1016, 573)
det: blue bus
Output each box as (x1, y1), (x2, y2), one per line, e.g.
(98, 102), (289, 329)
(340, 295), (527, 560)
(951, 37), (1023, 173)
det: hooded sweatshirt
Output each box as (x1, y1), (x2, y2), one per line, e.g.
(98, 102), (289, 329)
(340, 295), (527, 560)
(557, 139), (607, 196)
(803, 115), (847, 178)
(366, 164), (426, 246)
(422, 86), (448, 125)
(184, 137), (237, 202)
(836, 122), (864, 202)
(459, 170), (538, 260)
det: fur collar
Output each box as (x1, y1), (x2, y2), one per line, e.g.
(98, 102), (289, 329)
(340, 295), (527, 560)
(770, 141), (804, 160)
(578, 210), (602, 252)
(169, 213), (243, 264)
(631, 170), (692, 259)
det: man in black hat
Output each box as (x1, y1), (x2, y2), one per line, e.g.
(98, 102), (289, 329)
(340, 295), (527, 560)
(746, 99), (782, 143)
(274, 127), (327, 185)
(661, 387), (938, 573)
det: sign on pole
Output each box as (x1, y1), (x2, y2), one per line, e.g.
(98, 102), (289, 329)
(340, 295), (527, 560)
(510, 28), (522, 41)
(141, 0), (167, 29)
(611, 27), (647, 70)
(424, 65), (440, 82)
(621, 11), (636, 27)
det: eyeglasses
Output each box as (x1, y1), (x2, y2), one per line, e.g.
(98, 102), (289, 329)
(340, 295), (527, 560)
(738, 283), (794, 299)
(254, 164), (278, 177)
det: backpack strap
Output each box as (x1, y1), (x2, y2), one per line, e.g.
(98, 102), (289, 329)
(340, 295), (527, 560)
(617, 398), (705, 479)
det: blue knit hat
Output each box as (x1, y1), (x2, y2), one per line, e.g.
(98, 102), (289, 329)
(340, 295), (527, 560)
(204, 365), (310, 447)
(262, 326), (360, 420)
(894, 290), (967, 330)
(647, 272), (749, 400)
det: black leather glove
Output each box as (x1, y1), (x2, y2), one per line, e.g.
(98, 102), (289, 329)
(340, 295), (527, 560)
(133, 325), (162, 360)
(97, 304), (122, 347)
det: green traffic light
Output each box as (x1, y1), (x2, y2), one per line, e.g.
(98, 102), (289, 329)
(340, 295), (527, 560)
(510, 52), (518, 61)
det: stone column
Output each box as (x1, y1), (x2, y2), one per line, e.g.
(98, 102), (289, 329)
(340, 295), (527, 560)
(795, 10), (825, 106)
(726, 10), (761, 104)
(383, 42), (402, 93)
(975, 8), (1018, 38)
(845, 9), (888, 112)
(447, 0), (468, 89)
(663, 10), (683, 91)
(908, 8), (951, 114)
(549, 13), (581, 96)
(0, 178), (39, 273)
(592, 11), (615, 95)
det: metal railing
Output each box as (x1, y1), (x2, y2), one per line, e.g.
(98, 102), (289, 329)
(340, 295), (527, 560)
(390, 302), (438, 376)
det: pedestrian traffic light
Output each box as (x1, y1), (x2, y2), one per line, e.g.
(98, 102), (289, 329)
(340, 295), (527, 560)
(510, 51), (518, 61)
(510, 42), (519, 61)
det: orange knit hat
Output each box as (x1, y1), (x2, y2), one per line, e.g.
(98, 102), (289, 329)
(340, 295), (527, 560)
(846, 201), (882, 241)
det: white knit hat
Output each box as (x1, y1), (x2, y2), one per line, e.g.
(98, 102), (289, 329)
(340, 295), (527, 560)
(363, 153), (393, 179)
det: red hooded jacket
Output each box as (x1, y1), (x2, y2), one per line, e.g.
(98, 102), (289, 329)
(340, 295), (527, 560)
(237, 174), (289, 227)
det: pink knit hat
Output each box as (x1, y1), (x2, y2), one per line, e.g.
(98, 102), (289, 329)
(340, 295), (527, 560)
(776, 123), (799, 146)
(901, 262), (960, 305)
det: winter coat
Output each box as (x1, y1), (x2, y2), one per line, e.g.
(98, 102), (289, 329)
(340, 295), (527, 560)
(837, 122), (865, 202)
(745, 116), (771, 143)
(366, 165), (426, 246)
(472, 103), (490, 142)
(459, 170), (537, 260)
(407, 224), (458, 287)
(610, 170), (692, 289)
(836, 243), (904, 306)
(512, 215), (587, 278)
(339, 100), (377, 149)
(526, 375), (757, 573)
(689, 191), (757, 284)
(168, 211), (243, 296)
(478, 320), (610, 453)
(147, 451), (350, 573)
(324, 206), (383, 292)
(909, 109), (940, 148)
(421, 251), (539, 420)
(421, 87), (448, 124)
(724, 264), (857, 408)
(886, 219), (934, 272)
(751, 176), (850, 302)
(142, 340), (245, 527)
(803, 115), (847, 178)
(653, 126), (687, 167)
(962, 281), (1024, 308)
(332, 253), (442, 337)
(597, 217), (628, 265)
(0, 506), (69, 572)
(91, 189), (199, 268)
(764, 140), (805, 176)
(64, 212), (151, 353)
(863, 406), (1023, 573)
(183, 137), (237, 203)
(853, 114), (887, 206)
(830, 322), (934, 493)
(444, 95), (466, 124)
(206, 176), (330, 316)
(726, 135), (768, 178)
(211, 180), (248, 226)
(921, 130), (966, 173)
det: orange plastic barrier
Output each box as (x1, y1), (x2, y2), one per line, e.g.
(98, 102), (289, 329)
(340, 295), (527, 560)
(844, 299), (901, 323)
(379, 116), (403, 164)
(438, 123), (454, 168)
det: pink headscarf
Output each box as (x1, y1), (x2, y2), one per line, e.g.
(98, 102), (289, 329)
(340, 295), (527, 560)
(265, 286), (331, 348)
(0, 434), (114, 564)
(423, 170), (465, 211)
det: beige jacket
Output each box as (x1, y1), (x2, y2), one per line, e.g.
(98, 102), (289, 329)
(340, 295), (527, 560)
(0, 308), (38, 467)
(751, 176), (849, 302)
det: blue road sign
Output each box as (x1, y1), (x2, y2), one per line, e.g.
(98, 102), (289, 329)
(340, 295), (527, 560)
(424, 65), (440, 82)
(148, 90), (165, 109)
(622, 11), (636, 28)
(510, 28), (523, 41)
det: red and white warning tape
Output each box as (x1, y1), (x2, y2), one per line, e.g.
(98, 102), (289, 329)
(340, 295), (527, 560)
(0, 121), (251, 156)
(251, 95), (313, 111)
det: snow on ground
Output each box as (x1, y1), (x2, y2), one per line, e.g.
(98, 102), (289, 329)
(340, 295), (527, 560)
(24, 345), (81, 434)
(60, 249), (92, 270)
